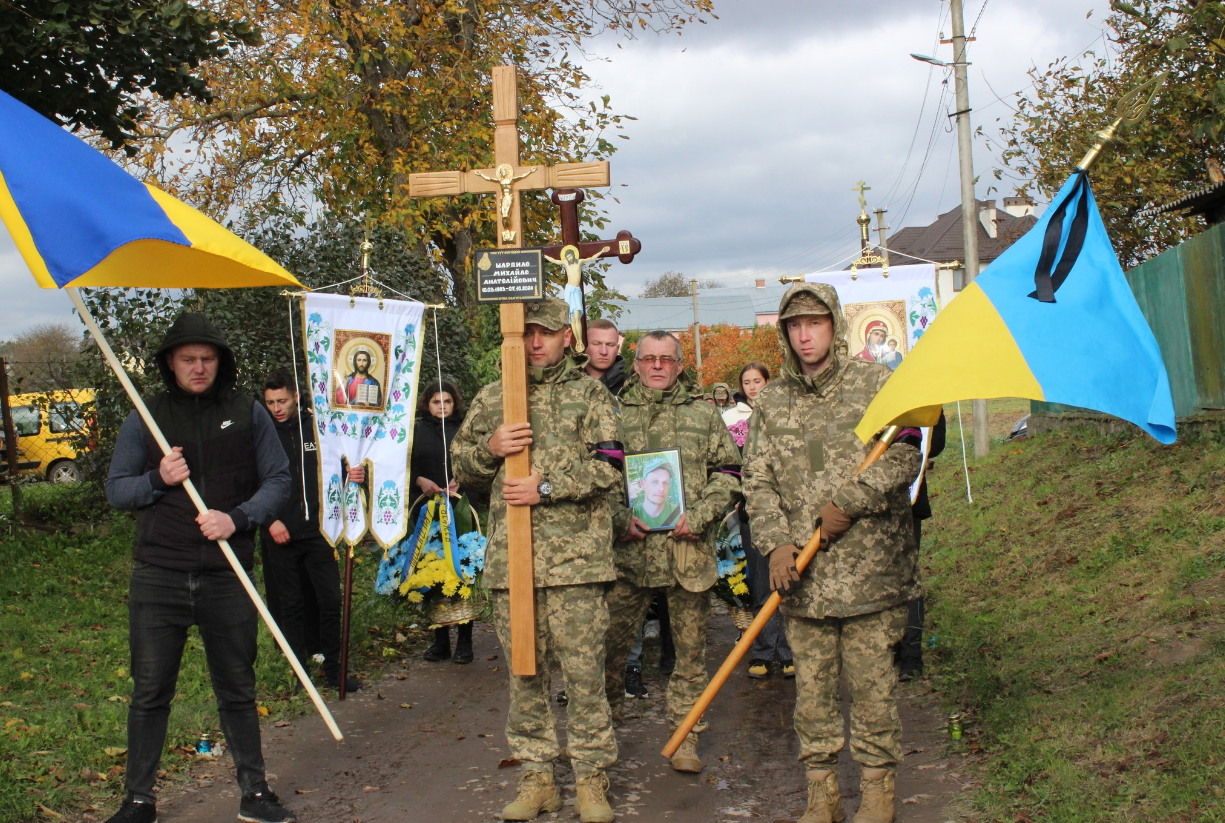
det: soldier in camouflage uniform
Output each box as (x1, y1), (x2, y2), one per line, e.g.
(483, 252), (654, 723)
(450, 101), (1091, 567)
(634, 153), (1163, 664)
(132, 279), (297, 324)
(452, 298), (624, 823)
(604, 331), (742, 774)
(742, 283), (923, 823)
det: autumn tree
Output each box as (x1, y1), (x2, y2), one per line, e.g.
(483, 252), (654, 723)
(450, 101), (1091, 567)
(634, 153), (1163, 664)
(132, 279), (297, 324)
(0, 322), (84, 392)
(674, 324), (782, 389)
(992, 1), (1225, 267)
(640, 271), (724, 297)
(134, 1), (714, 323)
(0, 0), (259, 151)
(72, 217), (478, 482)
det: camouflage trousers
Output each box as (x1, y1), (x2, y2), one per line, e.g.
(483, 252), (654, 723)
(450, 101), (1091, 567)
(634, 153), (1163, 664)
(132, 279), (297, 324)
(786, 605), (907, 768)
(492, 584), (617, 775)
(604, 580), (711, 731)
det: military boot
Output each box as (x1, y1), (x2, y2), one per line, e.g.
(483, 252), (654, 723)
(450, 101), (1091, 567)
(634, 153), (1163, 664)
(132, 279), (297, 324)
(851, 767), (895, 823)
(501, 766), (562, 821)
(574, 769), (615, 823)
(669, 733), (703, 773)
(799, 768), (845, 823)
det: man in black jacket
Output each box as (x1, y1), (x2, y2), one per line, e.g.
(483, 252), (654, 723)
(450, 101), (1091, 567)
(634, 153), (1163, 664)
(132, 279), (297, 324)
(262, 370), (362, 693)
(104, 313), (294, 823)
(584, 318), (627, 396)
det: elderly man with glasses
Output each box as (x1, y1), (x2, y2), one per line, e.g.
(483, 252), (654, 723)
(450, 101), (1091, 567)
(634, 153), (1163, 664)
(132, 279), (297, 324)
(604, 330), (742, 774)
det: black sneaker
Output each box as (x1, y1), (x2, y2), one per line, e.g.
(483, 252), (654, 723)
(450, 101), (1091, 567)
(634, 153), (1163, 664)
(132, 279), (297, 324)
(898, 663), (923, 682)
(104, 796), (157, 823)
(238, 789), (296, 823)
(624, 666), (649, 699)
(556, 688), (569, 705)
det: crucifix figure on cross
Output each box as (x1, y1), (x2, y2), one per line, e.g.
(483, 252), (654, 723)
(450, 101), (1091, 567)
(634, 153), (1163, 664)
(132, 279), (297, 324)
(407, 67), (620, 677)
(544, 244), (608, 346)
(474, 163), (538, 243)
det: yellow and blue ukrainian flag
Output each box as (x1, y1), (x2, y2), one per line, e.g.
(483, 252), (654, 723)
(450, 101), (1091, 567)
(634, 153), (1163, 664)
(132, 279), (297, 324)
(856, 170), (1176, 444)
(0, 88), (298, 290)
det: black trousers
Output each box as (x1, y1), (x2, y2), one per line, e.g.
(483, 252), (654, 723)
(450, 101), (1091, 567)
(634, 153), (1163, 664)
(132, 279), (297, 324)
(263, 535), (342, 674)
(126, 563), (266, 801)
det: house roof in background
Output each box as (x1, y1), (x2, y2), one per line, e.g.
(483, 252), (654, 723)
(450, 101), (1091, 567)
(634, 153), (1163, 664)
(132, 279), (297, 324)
(608, 284), (791, 331)
(885, 200), (1037, 266)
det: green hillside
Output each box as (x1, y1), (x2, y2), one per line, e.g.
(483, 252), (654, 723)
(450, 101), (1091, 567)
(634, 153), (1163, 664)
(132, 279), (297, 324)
(925, 422), (1225, 821)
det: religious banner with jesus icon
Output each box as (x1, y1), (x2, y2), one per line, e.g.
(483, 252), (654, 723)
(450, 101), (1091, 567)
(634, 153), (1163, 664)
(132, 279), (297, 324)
(303, 293), (425, 548)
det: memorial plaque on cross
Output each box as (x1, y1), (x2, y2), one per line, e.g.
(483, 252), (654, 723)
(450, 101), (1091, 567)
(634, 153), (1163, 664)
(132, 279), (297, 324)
(540, 188), (641, 351)
(407, 66), (612, 676)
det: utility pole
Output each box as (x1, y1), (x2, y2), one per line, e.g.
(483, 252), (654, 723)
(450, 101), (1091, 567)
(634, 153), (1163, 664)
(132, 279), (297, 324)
(874, 207), (890, 271)
(690, 278), (703, 386)
(949, 0), (990, 457)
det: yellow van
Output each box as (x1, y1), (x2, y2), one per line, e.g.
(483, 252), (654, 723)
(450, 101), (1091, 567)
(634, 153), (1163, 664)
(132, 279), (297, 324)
(4, 389), (94, 483)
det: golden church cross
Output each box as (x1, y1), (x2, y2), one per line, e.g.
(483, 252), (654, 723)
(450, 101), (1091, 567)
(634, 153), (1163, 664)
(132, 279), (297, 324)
(407, 66), (610, 676)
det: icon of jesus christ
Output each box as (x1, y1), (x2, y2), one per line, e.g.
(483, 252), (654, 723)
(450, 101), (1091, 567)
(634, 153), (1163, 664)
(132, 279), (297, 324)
(335, 348), (381, 407)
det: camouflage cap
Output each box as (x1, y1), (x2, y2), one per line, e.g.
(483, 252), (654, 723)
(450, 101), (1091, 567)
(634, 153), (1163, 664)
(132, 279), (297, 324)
(524, 297), (570, 331)
(778, 291), (833, 321)
(640, 455), (676, 479)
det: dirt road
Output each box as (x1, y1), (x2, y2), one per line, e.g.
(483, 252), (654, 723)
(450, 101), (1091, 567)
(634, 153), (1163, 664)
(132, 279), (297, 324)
(153, 614), (969, 823)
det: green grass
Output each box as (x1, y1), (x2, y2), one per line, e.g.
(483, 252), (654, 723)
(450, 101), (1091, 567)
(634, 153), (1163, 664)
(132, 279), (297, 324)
(0, 486), (436, 823)
(925, 424), (1225, 822)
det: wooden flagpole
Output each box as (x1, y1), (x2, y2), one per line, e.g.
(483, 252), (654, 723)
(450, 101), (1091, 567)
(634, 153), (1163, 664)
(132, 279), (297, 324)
(662, 425), (902, 758)
(66, 287), (343, 742)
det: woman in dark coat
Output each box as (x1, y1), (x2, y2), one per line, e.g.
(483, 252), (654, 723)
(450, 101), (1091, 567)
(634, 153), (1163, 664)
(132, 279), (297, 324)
(411, 380), (475, 664)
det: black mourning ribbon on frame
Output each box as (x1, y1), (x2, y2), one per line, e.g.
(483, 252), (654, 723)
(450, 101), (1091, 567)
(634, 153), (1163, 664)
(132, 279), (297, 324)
(1029, 170), (1090, 304)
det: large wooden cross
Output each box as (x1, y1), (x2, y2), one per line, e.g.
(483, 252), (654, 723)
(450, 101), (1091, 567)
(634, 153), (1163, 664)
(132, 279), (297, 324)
(407, 66), (610, 676)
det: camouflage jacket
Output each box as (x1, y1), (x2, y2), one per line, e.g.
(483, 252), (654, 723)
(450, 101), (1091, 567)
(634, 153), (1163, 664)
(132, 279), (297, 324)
(743, 282), (922, 619)
(452, 354), (623, 589)
(611, 373), (743, 592)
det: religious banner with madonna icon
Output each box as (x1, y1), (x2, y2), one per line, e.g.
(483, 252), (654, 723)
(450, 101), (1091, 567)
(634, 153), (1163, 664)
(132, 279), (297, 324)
(808, 264), (941, 372)
(303, 292), (425, 548)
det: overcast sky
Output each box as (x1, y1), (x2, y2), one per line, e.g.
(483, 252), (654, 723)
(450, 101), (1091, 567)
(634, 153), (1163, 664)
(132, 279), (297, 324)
(0, 0), (1107, 336)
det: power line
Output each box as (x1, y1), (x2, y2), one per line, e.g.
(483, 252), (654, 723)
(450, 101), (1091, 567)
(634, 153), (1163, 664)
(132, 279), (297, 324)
(723, 1), (950, 287)
(883, 3), (950, 207)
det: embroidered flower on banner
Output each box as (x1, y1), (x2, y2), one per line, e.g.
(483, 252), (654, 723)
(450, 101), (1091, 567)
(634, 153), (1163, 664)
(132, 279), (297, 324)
(907, 286), (939, 346)
(376, 480), (402, 526)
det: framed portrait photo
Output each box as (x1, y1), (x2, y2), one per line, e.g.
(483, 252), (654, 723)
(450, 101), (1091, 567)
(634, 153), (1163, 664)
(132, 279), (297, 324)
(624, 448), (685, 532)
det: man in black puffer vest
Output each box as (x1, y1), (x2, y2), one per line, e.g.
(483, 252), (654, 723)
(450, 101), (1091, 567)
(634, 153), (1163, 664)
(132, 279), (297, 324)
(104, 313), (294, 823)
(261, 369), (361, 693)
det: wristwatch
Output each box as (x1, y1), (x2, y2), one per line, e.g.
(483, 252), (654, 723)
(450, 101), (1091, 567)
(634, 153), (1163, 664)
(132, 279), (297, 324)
(537, 477), (553, 504)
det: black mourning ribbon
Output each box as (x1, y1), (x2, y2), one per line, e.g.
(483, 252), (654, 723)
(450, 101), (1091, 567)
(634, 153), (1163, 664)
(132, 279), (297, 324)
(1029, 170), (1090, 304)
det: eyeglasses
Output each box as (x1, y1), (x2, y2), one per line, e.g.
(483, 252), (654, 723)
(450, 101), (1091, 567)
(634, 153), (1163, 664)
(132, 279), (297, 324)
(636, 355), (679, 366)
